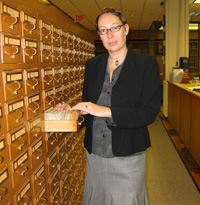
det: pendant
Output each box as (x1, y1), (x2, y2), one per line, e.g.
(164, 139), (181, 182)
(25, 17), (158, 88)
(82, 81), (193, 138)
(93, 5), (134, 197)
(115, 59), (119, 66)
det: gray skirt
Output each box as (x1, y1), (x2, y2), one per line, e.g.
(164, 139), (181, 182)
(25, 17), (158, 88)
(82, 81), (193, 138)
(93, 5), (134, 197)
(82, 151), (148, 205)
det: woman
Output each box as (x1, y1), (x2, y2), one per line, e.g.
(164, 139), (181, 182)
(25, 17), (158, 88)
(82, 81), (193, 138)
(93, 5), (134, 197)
(69, 8), (160, 205)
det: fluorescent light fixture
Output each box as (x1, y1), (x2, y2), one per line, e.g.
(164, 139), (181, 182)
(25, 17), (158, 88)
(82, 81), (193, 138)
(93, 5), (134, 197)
(159, 24), (199, 30)
(193, 0), (200, 3)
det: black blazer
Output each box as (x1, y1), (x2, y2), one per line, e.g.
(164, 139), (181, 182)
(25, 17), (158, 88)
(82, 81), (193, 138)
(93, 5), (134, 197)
(82, 47), (161, 157)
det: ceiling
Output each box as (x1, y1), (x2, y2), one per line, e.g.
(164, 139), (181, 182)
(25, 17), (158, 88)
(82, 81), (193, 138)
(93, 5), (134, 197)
(48, 0), (200, 31)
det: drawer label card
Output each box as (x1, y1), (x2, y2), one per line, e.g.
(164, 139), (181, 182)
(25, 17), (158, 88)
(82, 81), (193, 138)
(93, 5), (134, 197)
(17, 181), (31, 202)
(24, 14), (36, 24)
(25, 40), (37, 48)
(0, 169), (8, 184)
(42, 22), (51, 30)
(11, 127), (26, 142)
(44, 69), (52, 76)
(34, 164), (45, 181)
(4, 36), (20, 46)
(49, 150), (56, 162)
(8, 100), (24, 113)
(6, 73), (22, 82)
(45, 89), (53, 97)
(0, 107), (2, 117)
(32, 139), (43, 153)
(0, 139), (5, 151)
(3, 4), (19, 17)
(27, 71), (39, 78)
(36, 186), (46, 203)
(28, 94), (40, 104)
(13, 152), (28, 170)
(30, 117), (41, 129)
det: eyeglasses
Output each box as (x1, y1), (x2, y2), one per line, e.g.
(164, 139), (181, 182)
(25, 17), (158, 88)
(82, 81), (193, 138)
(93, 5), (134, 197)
(98, 25), (124, 35)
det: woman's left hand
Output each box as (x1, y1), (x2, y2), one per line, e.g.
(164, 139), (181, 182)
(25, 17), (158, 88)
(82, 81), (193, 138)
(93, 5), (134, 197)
(72, 102), (111, 118)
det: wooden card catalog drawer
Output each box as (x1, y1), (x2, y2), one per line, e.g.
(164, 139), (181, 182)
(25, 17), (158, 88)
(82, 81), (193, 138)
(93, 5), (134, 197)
(0, 3), (20, 35)
(5, 98), (25, 131)
(0, 136), (8, 169)
(68, 66), (75, 82)
(56, 139), (66, 163)
(42, 88), (54, 110)
(74, 50), (80, 65)
(58, 156), (67, 179)
(14, 180), (32, 205)
(3, 70), (24, 101)
(51, 25), (60, 45)
(68, 48), (75, 65)
(1, 34), (21, 64)
(24, 68), (40, 95)
(33, 185), (48, 205)
(0, 167), (11, 203)
(48, 168), (59, 195)
(62, 66), (70, 83)
(39, 20), (51, 43)
(0, 106), (3, 136)
(53, 67), (62, 86)
(25, 93), (41, 120)
(61, 47), (68, 63)
(52, 45), (61, 63)
(27, 115), (42, 145)
(11, 150), (30, 188)
(54, 86), (63, 105)
(60, 30), (68, 47)
(31, 163), (46, 196)
(46, 149), (58, 176)
(40, 42), (52, 63)
(22, 38), (38, 63)
(50, 185), (61, 204)
(80, 66), (85, 78)
(74, 37), (80, 50)
(41, 67), (53, 90)
(22, 12), (37, 39)
(62, 83), (71, 100)
(44, 132), (57, 153)
(7, 125), (28, 160)
(68, 34), (75, 49)
(29, 137), (44, 169)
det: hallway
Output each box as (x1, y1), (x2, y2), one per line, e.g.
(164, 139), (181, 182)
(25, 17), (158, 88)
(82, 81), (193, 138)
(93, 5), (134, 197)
(146, 116), (200, 204)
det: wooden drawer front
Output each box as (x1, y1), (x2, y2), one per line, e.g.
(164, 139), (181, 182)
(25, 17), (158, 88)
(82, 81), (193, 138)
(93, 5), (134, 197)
(61, 47), (68, 63)
(56, 140), (66, 163)
(3, 71), (24, 101)
(29, 138), (44, 169)
(24, 69), (40, 95)
(28, 115), (42, 145)
(0, 137), (8, 170)
(60, 30), (68, 47)
(68, 34), (75, 49)
(32, 164), (46, 196)
(45, 132), (58, 153)
(80, 66), (85, 78)
(42, 89), (54, 110)
(8, 125), (28, 160)
(62, 83), (71, 101)
(68, 48), (75, 65)
(51, 185), (61, 204)
(2, 35), (21, 64)
(41, 68), (53, 90)
(52, 26), (60, 45)
(47, 149), (58, 176)
(40, 42), (52, 63)
(54, 86), (63, 105)
(48, 168), (59, 195)
(25, 93), (41, 120)
(74, 37), (80, 50)
(23, 39), (38, 63)
(14, 180), (32, 205)
(74, 50), (80, 65)
(53, 67), (62, 86)
(68, 66), (75, 82)
(0, 107), (3, 136)
(39, 20), (51, 43)
(52, 45), (61, 63)
(0, 3), (20, 35)
(79, 51), (84, 65)
(33, 185), (48, 205)
(62, 66), (70, 83)
(0, 167), (10, 203)
(11, 151), (30, 188)
(58, 157), (67, 179)
(22, 12), (37, 39)
(5, 98), (25, 131)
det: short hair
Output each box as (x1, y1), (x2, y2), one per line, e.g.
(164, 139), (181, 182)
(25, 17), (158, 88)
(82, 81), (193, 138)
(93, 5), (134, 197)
(95, 7), (127, 31)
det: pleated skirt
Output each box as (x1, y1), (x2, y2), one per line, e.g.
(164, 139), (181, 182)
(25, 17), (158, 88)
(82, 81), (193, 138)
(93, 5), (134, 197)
(82, 151), (148, 205)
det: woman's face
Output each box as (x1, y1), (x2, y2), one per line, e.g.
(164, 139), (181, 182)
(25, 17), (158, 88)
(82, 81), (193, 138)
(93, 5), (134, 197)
(98, 12), (129, 53)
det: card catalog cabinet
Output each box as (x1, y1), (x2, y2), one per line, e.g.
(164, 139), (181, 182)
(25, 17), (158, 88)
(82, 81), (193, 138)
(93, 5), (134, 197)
(0, 0), (95, 204)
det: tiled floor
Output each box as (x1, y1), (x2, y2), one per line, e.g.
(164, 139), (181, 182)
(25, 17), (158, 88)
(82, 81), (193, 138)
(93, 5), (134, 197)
(158, 112), (200, 193)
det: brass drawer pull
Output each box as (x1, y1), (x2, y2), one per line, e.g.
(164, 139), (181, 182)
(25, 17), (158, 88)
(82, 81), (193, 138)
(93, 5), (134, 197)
(17, 138), (26, 150)
(25, 48), (37, 59)
(7, 80), (22, 95)
(9, 15), (18, 29)
(33, 149), (43, 160)
(0, 155), (4, 164)
(22, 194), (31, 205)
(0, 186), (7, 200)
(16, 164), (28, 176)
(24, 22), (36, 34)
(44, 76), (53, 85)
(15, 111), (24, 123)
(37, 176), (45, 186)
(50, 159), (58, 168)
(39, 197), (47, 205)
(47, 96), (54, 105)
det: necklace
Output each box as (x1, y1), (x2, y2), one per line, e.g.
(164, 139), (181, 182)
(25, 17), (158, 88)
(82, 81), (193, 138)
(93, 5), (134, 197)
(115, 59), (119, 66)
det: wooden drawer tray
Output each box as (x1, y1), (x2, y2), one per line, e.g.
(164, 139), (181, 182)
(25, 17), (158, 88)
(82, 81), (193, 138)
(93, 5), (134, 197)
(40, 110), (83, 132)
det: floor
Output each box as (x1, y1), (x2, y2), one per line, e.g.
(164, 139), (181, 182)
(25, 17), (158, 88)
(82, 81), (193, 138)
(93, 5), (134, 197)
(158, 112), (200, 192)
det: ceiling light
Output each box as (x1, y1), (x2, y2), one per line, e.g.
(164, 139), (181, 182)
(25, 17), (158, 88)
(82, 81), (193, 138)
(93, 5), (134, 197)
(193, 0), (200, 3)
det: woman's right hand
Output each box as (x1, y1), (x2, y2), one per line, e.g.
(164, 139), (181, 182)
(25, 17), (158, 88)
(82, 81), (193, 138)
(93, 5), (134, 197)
(54, 102), (71, 113)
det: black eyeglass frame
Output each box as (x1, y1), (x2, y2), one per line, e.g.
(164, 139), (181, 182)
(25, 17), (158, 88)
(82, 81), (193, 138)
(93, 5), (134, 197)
(98, 24), (125, 35)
